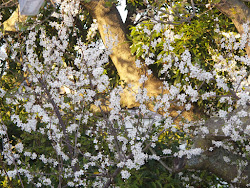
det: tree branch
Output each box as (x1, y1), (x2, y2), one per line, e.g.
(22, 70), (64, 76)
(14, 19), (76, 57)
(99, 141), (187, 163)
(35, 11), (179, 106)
(184, 148), (250, 187)
(174, 105), (250, 187)
(38, 78), (74, 159)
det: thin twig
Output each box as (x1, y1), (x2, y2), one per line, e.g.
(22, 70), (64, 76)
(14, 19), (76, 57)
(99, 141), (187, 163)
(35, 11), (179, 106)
(148, 147), (172, 173)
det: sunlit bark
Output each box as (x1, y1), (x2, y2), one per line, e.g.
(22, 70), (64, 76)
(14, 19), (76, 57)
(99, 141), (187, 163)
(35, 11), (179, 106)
(3, 6), (26, 32)
(83, 0), (164, 108)
(216, 0), (250, 57)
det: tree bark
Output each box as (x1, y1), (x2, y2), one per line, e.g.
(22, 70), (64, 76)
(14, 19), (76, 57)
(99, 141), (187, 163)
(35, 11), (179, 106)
(184, 148), (250, 187)
(216, 0), (250, 57)
(3, 6), (26, 32)
(174, 105), (250, 187)
(83, 0), (164, 108)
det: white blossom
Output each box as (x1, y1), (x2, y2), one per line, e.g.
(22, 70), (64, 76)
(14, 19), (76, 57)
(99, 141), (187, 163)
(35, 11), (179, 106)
(121, 170), (131, 179)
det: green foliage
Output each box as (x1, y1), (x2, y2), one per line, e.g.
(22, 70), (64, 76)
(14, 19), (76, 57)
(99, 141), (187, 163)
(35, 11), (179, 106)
(129, 3), (246, 115)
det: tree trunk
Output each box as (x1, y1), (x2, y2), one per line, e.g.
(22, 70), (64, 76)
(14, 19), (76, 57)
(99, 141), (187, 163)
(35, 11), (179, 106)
(216, 0), (250, 57)
(83, 0), (164, 108)
(3, 6), (26, 32)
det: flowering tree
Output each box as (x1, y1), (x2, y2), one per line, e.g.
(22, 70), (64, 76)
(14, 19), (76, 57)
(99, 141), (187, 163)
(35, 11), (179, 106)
(0, 0), (249, 187)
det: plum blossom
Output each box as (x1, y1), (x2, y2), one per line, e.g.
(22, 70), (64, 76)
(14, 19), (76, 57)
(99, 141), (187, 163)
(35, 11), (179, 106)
(121, 170), (131, 179)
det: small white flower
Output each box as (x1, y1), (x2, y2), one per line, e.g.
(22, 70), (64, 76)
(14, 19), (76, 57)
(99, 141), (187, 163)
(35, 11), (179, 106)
(15, 143), (24, 153)
(0, 88), (6, 98)
(179, 144), (186, 150)
(223, 156), (231, 163)
(31, 153), (37, 160)
(24, 152), (31, 157)
(218, 110), (227, 118)
(68, 182), (75, 187)
(162, 149), (172, 155)
(43, 178), (51, 186)
(121, 170), (131, 179)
